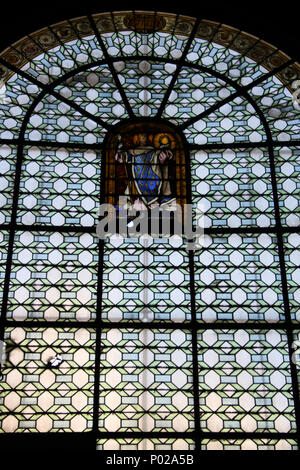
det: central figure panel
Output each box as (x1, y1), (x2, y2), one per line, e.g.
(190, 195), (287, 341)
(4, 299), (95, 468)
(104, 120), (187, 213)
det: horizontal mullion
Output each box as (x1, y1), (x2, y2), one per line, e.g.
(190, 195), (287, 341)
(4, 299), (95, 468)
(2, 319), (299, 330)
(106, 163), (188, 168)
(95, 431), (299, 439)
(189, 140), (300, 151)
(0, 224), (96, 233)
(0, 138), (103, 150)
(0, 138), (19, 146)
(0, 223), (299, 235)
(0, 430), (297, 442)
(1, 139), (300, 151)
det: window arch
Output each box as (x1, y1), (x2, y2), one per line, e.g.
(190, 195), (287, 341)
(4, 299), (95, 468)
(0, 11), (299, 451)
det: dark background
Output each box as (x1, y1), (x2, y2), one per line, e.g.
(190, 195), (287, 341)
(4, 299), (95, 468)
(0, 0), (299, 60)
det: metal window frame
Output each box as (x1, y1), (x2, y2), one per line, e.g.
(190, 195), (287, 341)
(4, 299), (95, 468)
(0, 11), (299, 450)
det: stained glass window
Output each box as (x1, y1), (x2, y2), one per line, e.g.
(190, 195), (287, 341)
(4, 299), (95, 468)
(0, 11), (299, 452)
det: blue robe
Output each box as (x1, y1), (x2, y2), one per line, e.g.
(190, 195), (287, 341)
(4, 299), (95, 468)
(126, 146), (173, 206)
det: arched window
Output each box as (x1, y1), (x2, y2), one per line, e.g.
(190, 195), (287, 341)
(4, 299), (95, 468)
(0, 11), (299, 451)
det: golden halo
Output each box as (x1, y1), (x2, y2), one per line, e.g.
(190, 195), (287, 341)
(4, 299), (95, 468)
(153, 132), (176, 150)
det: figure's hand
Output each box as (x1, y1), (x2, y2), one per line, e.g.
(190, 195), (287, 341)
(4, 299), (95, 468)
(159, 151), (168, 164)
(115, 152), (123, 163)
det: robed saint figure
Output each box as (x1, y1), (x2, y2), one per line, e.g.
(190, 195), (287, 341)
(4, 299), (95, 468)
(114, 132), (176, 211)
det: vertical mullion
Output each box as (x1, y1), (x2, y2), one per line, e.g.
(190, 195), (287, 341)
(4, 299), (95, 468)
(184, 135), (201, 451)
(0, 72), (58, 343)
(92, 239), (104, 440)
(188, 253), (201, 451)
(132, 11), (140, 57)
(266, 135), (300, 448)
(0, 137), (26, 340)
(277, 229), (300, 444)
(156, 18), (201, 119)
(0, 82), (46, 341)
(151, 11), (158, 57)
(166, 13), (179, 60)
(92, 140), (107, 440)
(87, 14), (134, 119)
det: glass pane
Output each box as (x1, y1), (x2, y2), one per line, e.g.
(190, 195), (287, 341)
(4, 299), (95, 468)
(99, 328), (194, 433)
(194, 233), (284, 323)
(285, 237), (300, 323)
(96, 438), (195, 450)
(191, 147), (275, 229)
(102, 237), (191, 323)
(198, 329), (296, 433)
(184, 97), (266, 145)
(7, 231), (98, 322)
(275, 146), (300, 227)
(200, 438), (298, 450)
(162, 67), (236, 125)
(17, 146), (100, 227)
(0, 145), (17, 223)
(0, 74), (41, 139)
(0, 327), (95, 432)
